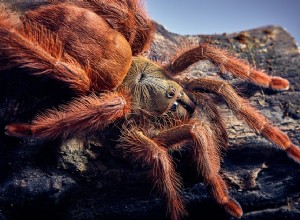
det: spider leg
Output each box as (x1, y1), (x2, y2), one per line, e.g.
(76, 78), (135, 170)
(155, 119), (243, 218)
(188, 92), (228, 149)
(0, 12), (91, 94)
(166, 43), (289, 91)
(186, 77), (300, 163)
(119, 128), (186, 220)
(5, 92), (130, 140)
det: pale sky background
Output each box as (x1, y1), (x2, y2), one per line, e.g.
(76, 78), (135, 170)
(147, 0), (300, 45)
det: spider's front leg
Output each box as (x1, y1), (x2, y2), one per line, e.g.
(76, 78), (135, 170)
(187, 92), (228, 149)
(185, 77), (300, 163)
(119, 127), (186, 220)
(155, 119), (243, 218)
(167, 43), (289, 91)
(5, 92), (131, 140)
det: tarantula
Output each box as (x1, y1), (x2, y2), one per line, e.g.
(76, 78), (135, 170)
(1, 1), (299, 219)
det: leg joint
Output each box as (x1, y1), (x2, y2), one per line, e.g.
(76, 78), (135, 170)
(214, 81), (232, 94)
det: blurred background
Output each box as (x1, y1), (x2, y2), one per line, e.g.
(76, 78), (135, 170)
(147, 0), (300, 45)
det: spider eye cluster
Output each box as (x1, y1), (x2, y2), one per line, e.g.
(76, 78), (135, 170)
(166, 86), (177, 98)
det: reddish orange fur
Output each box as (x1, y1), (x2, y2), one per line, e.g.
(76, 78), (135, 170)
(5, 124), (33, 137)
(155, 119), (243, 218)
(224, 198), (243, 218)
(270, 76), (290, 90)
(7, 92), (131, 139)
(24, 3), (133, 91)
(186, 78), (300, 163)
(119, 128), (186, 220)
(167, 43), (289, 90)
(287, 144), (300, 162)
(189, 92), (228, 149)
(50, 0), (154, 55)
(155, 124), (194, 147)
(190, 122), (221, 177)
(1, 1), (299, 220)
(58, 0), (137, 45)
(261, 124), (291, 149)
(191, 122), (242, 218)
(0, 11), (91, 93)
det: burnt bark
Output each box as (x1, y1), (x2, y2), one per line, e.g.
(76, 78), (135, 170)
(0, 2), (300, 220)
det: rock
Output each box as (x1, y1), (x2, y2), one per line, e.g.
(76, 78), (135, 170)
(1, 2), (300, 220)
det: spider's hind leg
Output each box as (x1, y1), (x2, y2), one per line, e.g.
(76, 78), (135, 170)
(0, 11), (91, 94)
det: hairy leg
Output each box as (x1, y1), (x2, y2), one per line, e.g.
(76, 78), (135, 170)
(166, 43), (289, 90)
(5, 92), (130, 140)
(119, 128), (186, 220)
(186, 77), (300, 163)
(188, 92), (228, 148)
(155, 119), (243, 218)
(0, 12), (90, 94)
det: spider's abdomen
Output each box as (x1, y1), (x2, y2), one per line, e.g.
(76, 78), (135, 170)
(63, 0), (154, 56)
(24, 3), (132, 91)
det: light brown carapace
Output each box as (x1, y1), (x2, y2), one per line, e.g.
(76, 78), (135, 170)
(1, 1), (299, 219)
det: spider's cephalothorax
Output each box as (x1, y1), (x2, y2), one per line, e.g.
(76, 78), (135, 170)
(119, 57), (195, 119)
(1, 1), (300, 220)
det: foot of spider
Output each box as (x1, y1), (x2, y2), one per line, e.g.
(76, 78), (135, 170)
(287, 144), (300, 163)
(223, 197), (243, 218)
(270, 76), (289, 91)
(5, 124), (32, 137)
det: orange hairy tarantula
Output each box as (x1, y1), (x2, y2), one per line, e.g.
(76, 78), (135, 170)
(1, 1), (300, 219)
